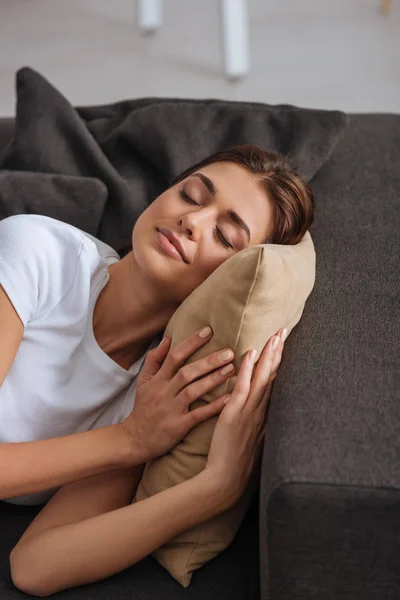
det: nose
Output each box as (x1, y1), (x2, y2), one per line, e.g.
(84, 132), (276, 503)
(179, 206), (215, 240)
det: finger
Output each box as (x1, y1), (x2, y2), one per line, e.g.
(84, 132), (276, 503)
(158, 326), (216, 380)
(274, 327), (287, 341)
(170, 345), (235, 397)
(245, 335), (276, 411)
(177, 361), (236, 410)
(249, 328), (285, 386)
(138, 336), (171, 382)
(256, 422), (267, 448)
(254, 427), (267, 465)
(227, 349), (257, 410)
(249, 332), (286, 412)
(268, 332), (285, 385)
(184, 394), (230, 430)
(269, 327), (287, 377)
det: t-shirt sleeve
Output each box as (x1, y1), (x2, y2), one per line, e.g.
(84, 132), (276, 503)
(0, 215), (84, 327)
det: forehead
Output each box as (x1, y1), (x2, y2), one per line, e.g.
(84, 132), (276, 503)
(189, 161), (274, 244)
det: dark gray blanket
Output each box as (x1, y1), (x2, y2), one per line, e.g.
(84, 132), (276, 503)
(0, 67), (348, 251)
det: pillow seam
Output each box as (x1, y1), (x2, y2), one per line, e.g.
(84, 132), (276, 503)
(230, 248), (263, 384)
(183, 523), (204, 586)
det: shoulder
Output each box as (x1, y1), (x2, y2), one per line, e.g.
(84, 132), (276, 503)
(0, 214), (119, 267)
(0, 215), (84, 286)
(0, 214), (85, 257)
(0, 215), (116, 324)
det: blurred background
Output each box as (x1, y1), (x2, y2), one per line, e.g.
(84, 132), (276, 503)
(0, 0), (399, 117)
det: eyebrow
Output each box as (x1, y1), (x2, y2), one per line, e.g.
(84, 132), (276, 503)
(191, 172), (251, 243)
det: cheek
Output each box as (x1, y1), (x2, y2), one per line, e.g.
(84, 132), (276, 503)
(132, 202), (159, 236)
(196, 253), (227, 283)
(152, 190), (173, 210)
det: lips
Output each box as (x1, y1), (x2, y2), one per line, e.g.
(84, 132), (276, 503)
(156, 228), (189, 263)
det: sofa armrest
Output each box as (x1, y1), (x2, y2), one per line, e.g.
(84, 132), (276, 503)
(258, 113), (400, 600)
(259, 319), (400, 599)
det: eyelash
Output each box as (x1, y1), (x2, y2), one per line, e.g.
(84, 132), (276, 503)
(178, 189), (233, 249)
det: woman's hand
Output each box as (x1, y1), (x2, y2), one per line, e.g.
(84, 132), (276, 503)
(203, 328), (286, 510)
(120, 327), (236, 464)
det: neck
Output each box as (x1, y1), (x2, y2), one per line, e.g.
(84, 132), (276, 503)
(93, 252), (179, 367)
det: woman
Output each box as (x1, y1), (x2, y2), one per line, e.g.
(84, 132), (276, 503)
(0, 144), (314, 595)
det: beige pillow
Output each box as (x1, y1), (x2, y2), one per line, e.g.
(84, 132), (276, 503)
(133, 231), (316, 587)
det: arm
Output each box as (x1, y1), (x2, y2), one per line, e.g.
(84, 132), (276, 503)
(1, 425), (135, 500)
(0, 284), (135, 500)
(10, 466), (222, 597)
(0, 284), (227, 500)
(0, 284), (24, 388)
(10, 334), (285, 597)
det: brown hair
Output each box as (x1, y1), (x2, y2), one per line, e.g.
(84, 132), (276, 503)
(118, 144), (314, 257)
(172, 144), (314, 245)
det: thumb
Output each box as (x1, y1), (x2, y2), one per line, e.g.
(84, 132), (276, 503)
(139, 336), (171, 381)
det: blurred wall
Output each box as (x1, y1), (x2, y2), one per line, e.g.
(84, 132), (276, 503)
(0, 0), (399, 116)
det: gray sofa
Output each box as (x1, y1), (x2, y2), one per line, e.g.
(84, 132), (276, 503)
(0, 99), (399, 599)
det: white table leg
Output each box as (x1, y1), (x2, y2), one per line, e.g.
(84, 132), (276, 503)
(137, 0), (163, 33)
(219, 0), (250, 78)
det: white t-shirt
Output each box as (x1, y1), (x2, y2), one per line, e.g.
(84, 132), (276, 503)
(0, 214), (161, 505)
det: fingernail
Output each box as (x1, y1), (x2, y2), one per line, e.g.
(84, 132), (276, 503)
(249, 349), (257, 361)
(199, 326), (212, 338)
(220, 363), (234, 375)
(223, 395), (231, 404)
(272, 336), (280, 350)
(218, 349), (233, 362)
(158, 336), (168, 346)
(281, 328), (288, 342)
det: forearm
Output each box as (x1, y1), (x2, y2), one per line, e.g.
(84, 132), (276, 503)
(10, 471), (223, 596)
(0, 424), (134, 500)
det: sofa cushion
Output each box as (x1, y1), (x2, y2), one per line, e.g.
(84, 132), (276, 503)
(0, 118), (14, 156)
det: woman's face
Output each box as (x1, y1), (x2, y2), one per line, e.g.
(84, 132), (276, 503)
(131, 161), (276, 303)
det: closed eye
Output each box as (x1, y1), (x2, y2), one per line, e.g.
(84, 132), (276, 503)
(178, 188), (233, 249)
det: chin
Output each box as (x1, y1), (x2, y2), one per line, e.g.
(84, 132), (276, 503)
(133, 231), (169, 277)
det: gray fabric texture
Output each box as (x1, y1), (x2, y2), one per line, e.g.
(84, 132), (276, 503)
(0, 67), (348, 251)
(267, 484), (400, 600)
(0, 118), (13, 152)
